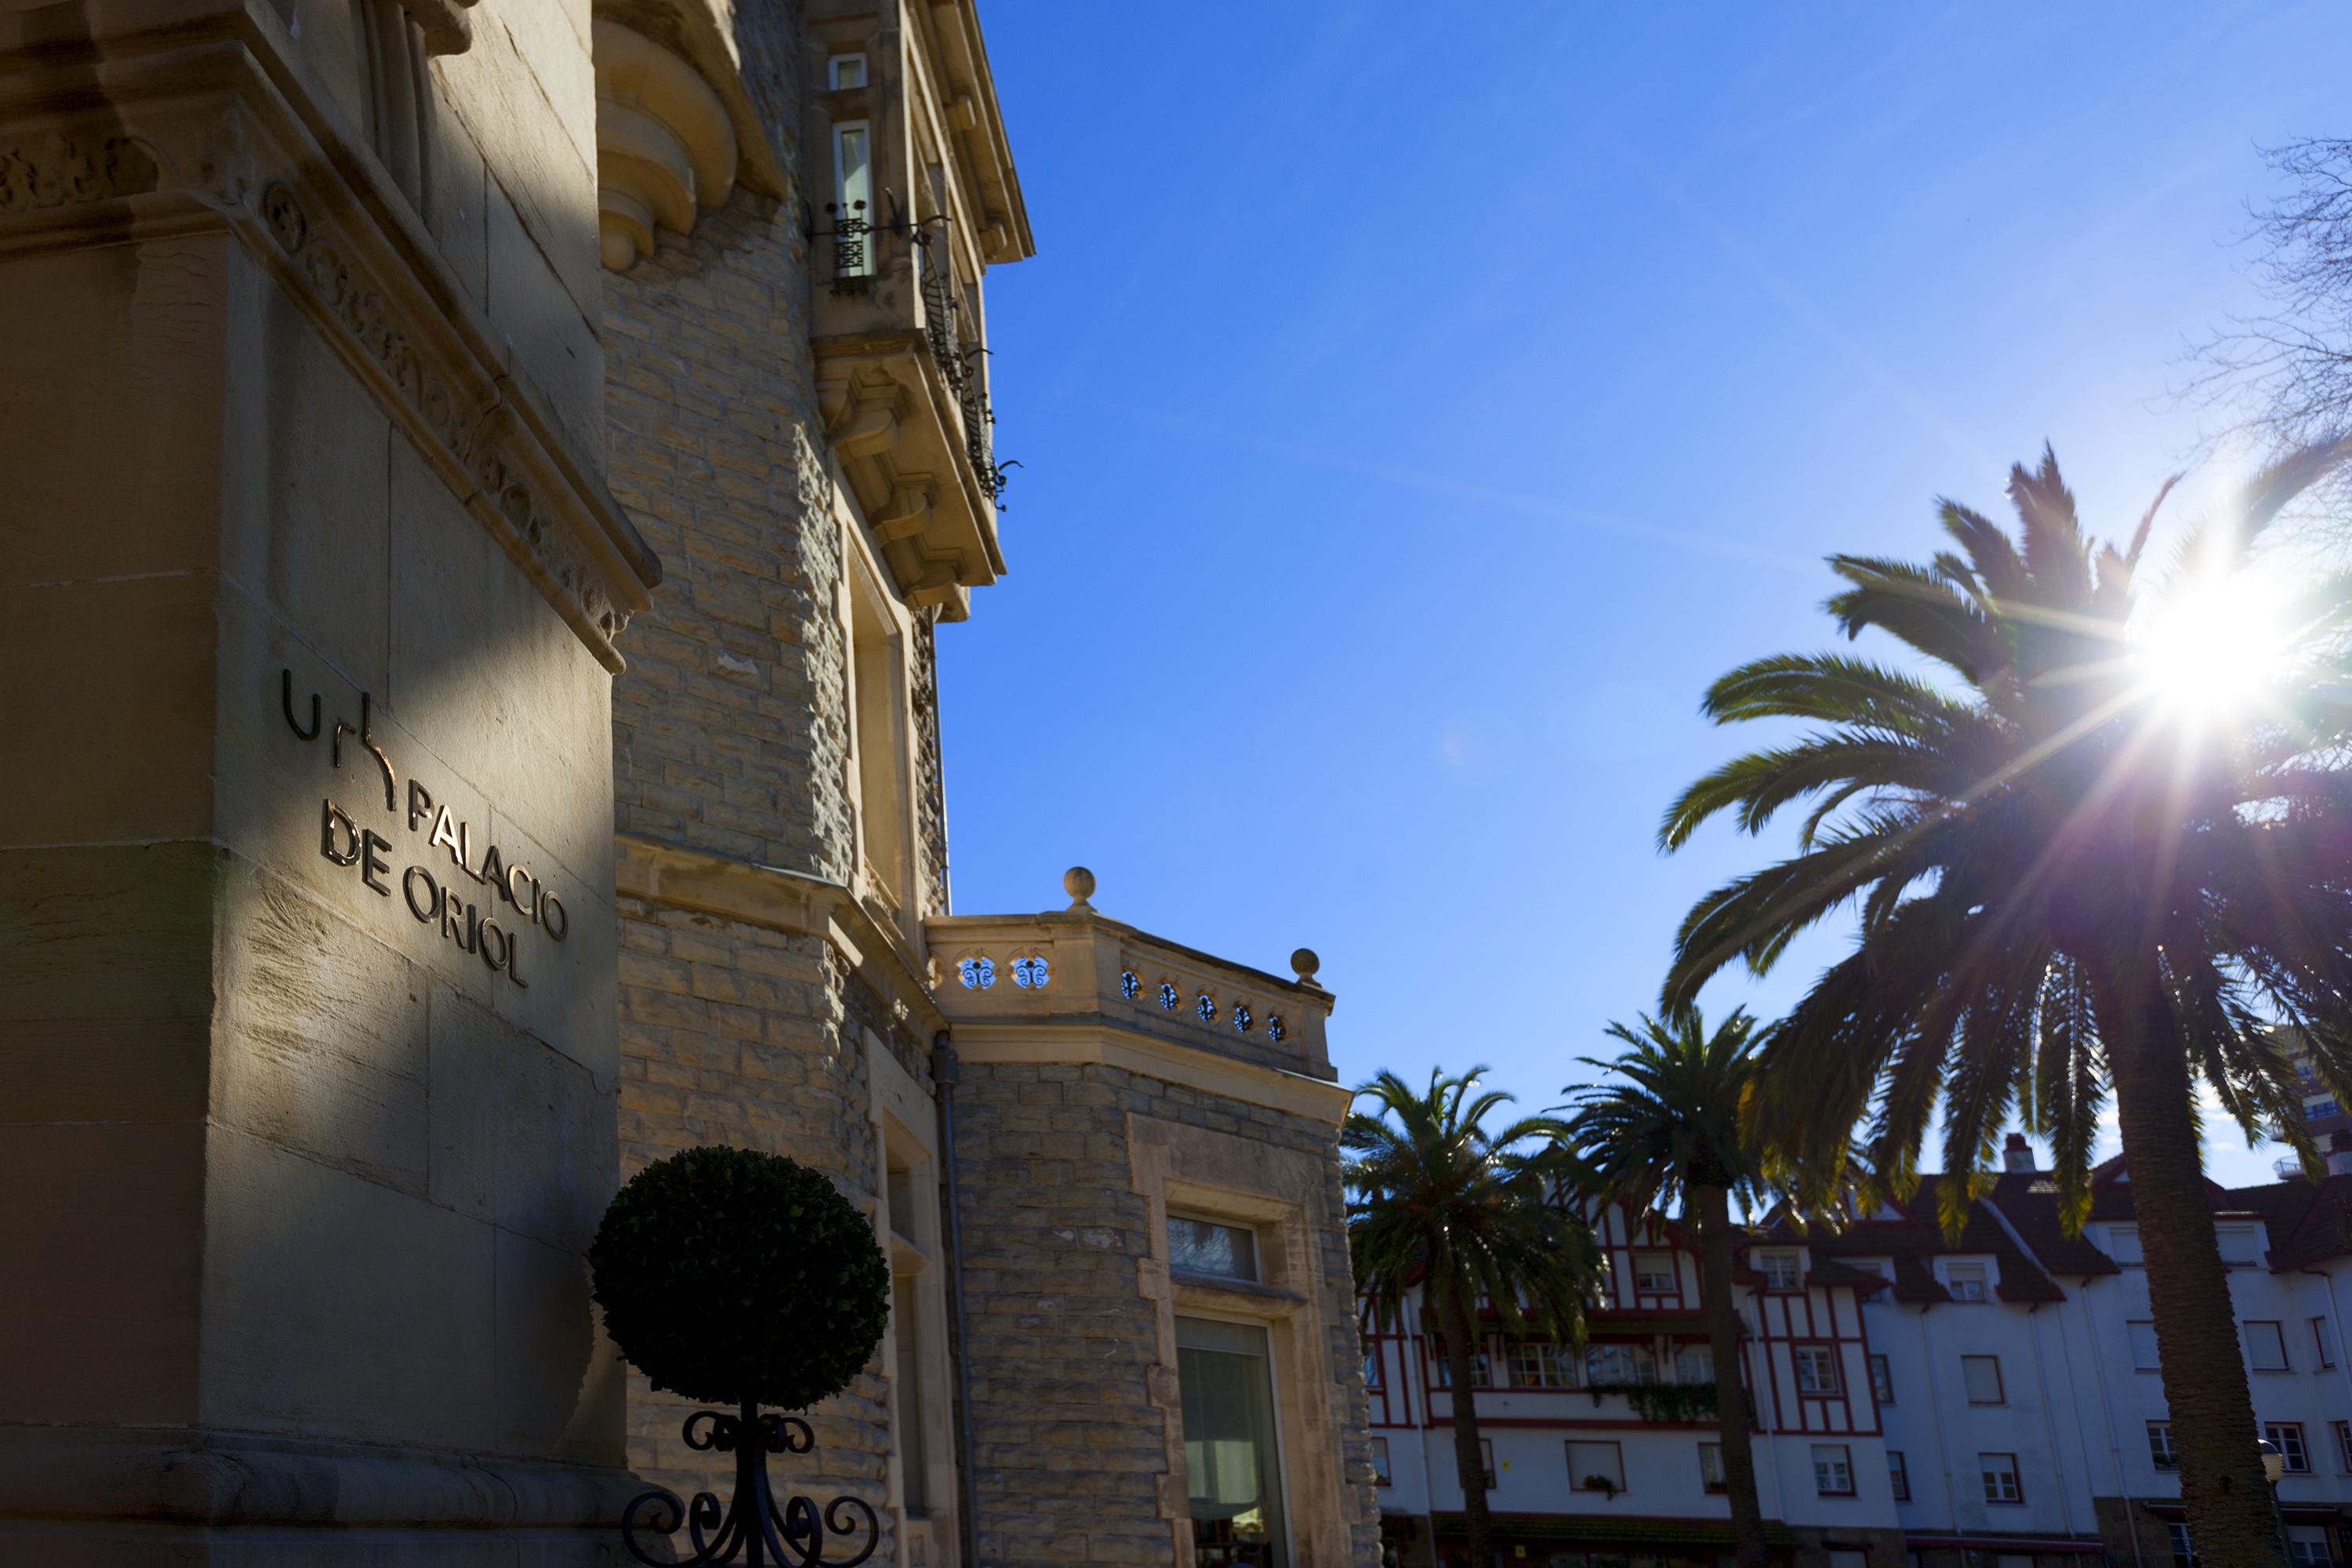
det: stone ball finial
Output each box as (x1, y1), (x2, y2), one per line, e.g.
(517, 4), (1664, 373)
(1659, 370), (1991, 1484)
(1291, 947), (1321, 985)
(1063, 866), (1096, 909)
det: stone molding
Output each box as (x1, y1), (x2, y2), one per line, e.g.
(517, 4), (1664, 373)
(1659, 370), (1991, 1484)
(815, 336), (1001, 621)
(615, 832), (946, 1034)
(0, 129), (159, 212)
(0, 1427), (639, 1528)
(0, 2), (662, 670)
(592, 17), (736, 271)
(947, 1021), (1353, 1125)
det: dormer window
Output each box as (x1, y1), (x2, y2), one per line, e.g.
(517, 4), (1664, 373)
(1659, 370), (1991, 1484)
(828, 53), (867, 89)
(1942, 1260), (1989, 1302)
(1758, 1250), (1803, 1292)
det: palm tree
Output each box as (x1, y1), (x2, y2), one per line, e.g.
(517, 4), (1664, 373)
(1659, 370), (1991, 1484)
(1566, 1008), (1773, 1568)
(1659, 444), (2352, 1568)
(1346, 1067), (1604, 1568)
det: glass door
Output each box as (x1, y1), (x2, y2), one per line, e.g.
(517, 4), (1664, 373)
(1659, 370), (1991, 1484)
(1176, 1316), (1289, 1568)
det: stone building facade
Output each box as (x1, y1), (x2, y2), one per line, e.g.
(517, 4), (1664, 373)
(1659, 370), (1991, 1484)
(0, 0), (1381, 1563)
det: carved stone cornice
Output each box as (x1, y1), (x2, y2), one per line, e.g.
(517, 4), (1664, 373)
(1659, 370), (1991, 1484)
(0, 0), (662, 670)
(813, 332), (1000, 622)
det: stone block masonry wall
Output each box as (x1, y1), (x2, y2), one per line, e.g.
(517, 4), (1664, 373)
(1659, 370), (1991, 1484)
(953, 1060), (1382, 1568)
(612, 895), (891, 1518)
(604, 183), (854, 883)
(598, 0), (946, 1548)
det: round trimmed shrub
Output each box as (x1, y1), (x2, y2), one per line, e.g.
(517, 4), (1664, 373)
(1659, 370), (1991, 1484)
(590, 1145), (891, 1410)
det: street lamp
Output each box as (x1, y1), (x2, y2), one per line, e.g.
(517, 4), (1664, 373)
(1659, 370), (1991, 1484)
(2258, 1439), (2288, 1564)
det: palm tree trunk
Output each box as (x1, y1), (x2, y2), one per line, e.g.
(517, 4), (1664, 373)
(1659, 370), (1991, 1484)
(2100, 974), (2286, 1568)
(1439, 1293), (1495, 1568)
(1693, 1184), (1770, 1568)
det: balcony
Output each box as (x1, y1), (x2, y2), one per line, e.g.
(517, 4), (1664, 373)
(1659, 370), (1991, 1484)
(925, 880), (1341, 1113)
(811, 202), (1009, 621)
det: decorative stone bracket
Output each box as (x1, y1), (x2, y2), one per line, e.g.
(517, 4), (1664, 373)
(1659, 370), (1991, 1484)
(593, 18), (735, 270)
(394, 0), (479, 56)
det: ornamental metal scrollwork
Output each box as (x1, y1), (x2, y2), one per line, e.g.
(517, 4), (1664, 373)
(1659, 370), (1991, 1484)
(622, 1403), (880, 1567)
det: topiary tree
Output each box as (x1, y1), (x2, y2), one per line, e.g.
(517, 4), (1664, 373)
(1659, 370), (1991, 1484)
(590, 1144), (891, 1412)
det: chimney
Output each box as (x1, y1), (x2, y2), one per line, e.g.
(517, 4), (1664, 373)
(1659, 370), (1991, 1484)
(2328, 1131), (2352, 1178)
(2003, 1133), (2035, 1174)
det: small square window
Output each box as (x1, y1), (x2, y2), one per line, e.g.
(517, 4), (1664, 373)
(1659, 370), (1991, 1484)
(2216, 1225), (2263, 1266)
(1980, 1452), (2023, 1504)
(1794, 1345), (1840, 1395)
(2265, 1423), (2310, 1475)
(1887, 1450), (1911, 1502)
(2107, 1223), (2143, 1264)
(1370, 1436), (1391, 1486)
(1943, 1261), (1989, 1302)
(1566, 1440), (1624, 1495)
(1867, 1353), (1893, 1404)
(2128, 1319), (2161, 1370)
(1633, 1251), (1677, 1292)
(1962, 1355), (2005, 1405)
(1759, 1251), (1804, 1291)
(2246, 1320), (2290, 1372)
(2148, 1421), (2176, 1469)
(827, 53), (867, 90)
(1812, 1443), (1854, 1496)
(1167, 1214), (1258, 1282)
(1699, 1443), (1726, 1494)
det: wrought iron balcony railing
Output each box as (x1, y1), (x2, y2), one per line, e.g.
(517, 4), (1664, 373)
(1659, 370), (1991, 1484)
(811, 200), (1018, 507)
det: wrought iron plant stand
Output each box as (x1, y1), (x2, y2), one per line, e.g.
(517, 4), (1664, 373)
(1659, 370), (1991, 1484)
(622, 1405), (880, 1566)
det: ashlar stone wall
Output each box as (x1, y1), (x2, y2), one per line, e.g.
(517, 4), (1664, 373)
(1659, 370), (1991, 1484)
(953, 1058), (1383, 1568)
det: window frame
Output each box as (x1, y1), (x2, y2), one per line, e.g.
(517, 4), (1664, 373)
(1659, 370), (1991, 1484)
(2215, 1224), (2263, 1266)
(1941, 1259), (1991, 1303)
(1867, 1352), (1894, 1404)
(1757, 1250), (1805, 1292)
(2312, 1316), (2336, 1370)
(1961, 1353), (2006, 1406)
(2264, 1422), (2310, 1475)
(1980, 1451), (2024, 1505)
(1565, 1439), (1626, 1496)
(1478, 1437), (1496, 1490)
(1167, 1213), (1262, 1285)
(2245, 1319), (2291, 1372)
(2107, 1223), (2144, 1265)
(1792, 1344), (1842, 1396)
(1632, 1250), (1678, 1293)
(1699, 1442), (1726, 1494)
(1812, 1443), (1856, 1497)
(2128, 1319), (2161, 1371)
(2169, 1522), (2196, 1568)
(2148, 1420), (2177, 1470)
(2334, 1419), (2352, 1474)
(1504, 1339), (1577, 1390)
(1887, 1449), (1911, 1503)
(1369, 1435), (1391, 1487)
(826, 52), (868, 90)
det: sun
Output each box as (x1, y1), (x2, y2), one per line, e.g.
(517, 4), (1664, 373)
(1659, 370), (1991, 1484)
(2131, 566), (2296, 722)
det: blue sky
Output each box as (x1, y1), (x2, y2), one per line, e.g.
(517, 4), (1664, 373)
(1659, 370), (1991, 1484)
(940, 2), (2352, 1187)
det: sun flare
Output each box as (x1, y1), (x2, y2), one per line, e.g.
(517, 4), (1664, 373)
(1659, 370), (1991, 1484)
(2131, 567), (2296, 722)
